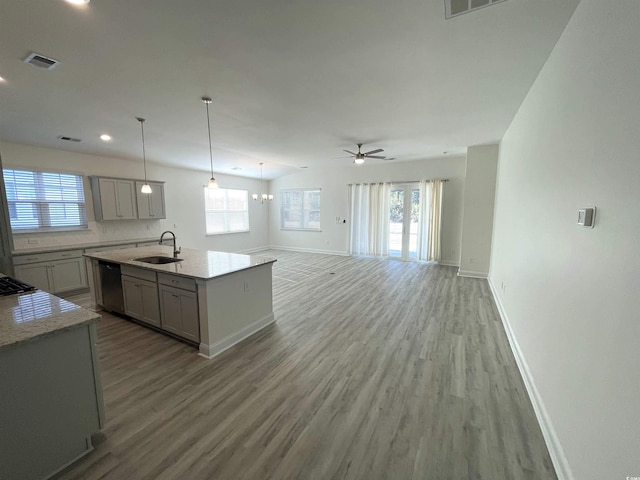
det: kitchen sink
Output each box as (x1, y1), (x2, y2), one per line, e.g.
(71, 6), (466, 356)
(134, 256), (184, 264)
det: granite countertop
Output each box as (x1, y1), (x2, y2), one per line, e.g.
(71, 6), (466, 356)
(84, 246), (276, 280)
(0, 279), (100, 351)
(12, 237), (163, 256)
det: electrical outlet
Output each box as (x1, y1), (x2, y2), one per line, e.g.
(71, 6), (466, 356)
(243, 280), (249, 292)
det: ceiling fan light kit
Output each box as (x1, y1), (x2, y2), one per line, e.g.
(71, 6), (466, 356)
(344, 143), (386, 165)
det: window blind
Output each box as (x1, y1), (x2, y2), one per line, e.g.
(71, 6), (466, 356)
(3, 168), (88, 232)
(204, 187), (250, 235)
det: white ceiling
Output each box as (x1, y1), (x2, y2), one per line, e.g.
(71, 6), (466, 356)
(0, 0), (580, 180)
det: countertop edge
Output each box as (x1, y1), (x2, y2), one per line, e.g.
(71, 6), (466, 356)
(84, 246), (277, 281)
(0, 312), (100, 353)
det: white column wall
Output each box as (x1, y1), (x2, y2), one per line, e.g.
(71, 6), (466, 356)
(459, 144), (498, 277)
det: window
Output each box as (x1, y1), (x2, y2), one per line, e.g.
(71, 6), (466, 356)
(281, 188), (321, 230)
(204, 187), (249, 235)
(3, 168), (87, 233)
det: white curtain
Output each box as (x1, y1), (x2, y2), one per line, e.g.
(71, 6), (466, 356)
(416, 180), (430, 260)
(416, 179), (443, 262)
(427, 179), (443, 262)
(348, 183), (390, 256)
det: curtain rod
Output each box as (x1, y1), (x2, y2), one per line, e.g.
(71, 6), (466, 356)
(347, 179), (449, 186)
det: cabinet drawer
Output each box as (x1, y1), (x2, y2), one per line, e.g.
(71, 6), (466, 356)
(121, 265), (157, 282)
(14, 249), (84, 265)
(157, 273), (196, 292)
(85, 244), (137, 253)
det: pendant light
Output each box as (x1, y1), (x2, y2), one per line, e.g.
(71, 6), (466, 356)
(252, 162), (273, 203)
(136, 117), (152, 194)
(202, 97), (219, 189)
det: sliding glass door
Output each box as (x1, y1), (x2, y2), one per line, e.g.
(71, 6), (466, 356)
(389, 185), (420, 260)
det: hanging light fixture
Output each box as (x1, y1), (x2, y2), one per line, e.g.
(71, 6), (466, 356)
(136, 117), (152, 194)
(202, 97), (219, 189)
(252, 162), (273, 203)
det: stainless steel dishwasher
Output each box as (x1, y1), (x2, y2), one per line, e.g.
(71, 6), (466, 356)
(99, 261), (124, 314)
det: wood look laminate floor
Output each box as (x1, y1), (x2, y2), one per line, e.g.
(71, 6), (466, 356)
(58, 251), (556, 480)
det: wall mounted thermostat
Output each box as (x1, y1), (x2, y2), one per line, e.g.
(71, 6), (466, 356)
(577, 207), (596, 228)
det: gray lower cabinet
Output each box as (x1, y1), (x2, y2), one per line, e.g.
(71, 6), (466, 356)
(159, 284), (199, 342)
(0, 322), (104, 480)
(14, 251), (88, 295)
(122, 275), (161, 327)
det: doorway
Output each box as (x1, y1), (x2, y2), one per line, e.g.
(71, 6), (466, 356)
(389, 185), (420, 260)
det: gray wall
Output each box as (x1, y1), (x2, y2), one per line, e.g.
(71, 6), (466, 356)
(489, 1), (640, 478)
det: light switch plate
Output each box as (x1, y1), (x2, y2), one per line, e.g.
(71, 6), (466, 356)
(578, 207), (596, 228)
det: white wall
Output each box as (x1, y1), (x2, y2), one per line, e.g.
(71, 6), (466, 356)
(0, 141), (270, 253)
(268, 156), (466, 265)
(489, 1), (640, 479)
(459, 144), (498, 277)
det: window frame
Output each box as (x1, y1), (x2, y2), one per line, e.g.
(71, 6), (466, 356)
(280, 188), (321, 231)
(203, 187), (250, 236)
(2, 167), (88, 234)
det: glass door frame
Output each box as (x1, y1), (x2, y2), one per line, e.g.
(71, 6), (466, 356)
(389, 183), (420, 261)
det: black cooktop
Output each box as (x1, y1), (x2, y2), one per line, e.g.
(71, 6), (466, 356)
(0, 276), (36, 296)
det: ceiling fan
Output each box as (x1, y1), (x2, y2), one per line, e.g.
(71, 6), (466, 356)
(343, 143), (386, 164)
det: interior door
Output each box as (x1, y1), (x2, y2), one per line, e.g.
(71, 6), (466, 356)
(389, 185), (420, 260)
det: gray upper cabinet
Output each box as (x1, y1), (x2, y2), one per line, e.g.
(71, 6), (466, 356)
(91, 177), (137, 221)
(136, 181), (166, 219)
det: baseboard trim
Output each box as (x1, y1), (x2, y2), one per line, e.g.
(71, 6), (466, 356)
(198, 313), (275, 360)
(438, 260), (460, 267)
(458, 269), (488, 278)
(268, 245), (349, 256)
(236, 246), (271, 254)
(487, 278), (574, 480)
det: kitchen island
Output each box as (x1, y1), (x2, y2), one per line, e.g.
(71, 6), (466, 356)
(84, 245), (276, 359)
(0, 276), (104, 480)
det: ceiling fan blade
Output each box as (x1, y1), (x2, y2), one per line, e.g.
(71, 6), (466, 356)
(363, 148), (383, 155)
(366, 155), (386, 159)
(343, 150), (357, 155)
(383, 157), (397, 161)
(332, 155), (355, 159)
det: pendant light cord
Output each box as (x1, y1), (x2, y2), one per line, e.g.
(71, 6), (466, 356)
(137, 117), (148, 183)
(205, 101), (214, 177)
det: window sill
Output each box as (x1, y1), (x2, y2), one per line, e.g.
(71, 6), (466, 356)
(280, 228), (322, 232)
(205, 230), (250, 236)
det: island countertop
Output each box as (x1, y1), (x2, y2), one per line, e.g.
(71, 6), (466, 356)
(83, 245), (276, 280)
(0, 276), (100, 351)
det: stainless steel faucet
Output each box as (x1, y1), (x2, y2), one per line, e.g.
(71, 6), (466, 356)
(159, 231), (181, 258)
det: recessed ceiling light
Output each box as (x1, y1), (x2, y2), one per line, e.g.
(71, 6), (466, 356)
(99, 134), (112, 142)
(65, 0), (90, 5)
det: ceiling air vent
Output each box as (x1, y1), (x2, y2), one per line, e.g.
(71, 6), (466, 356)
(57, 135), (82, 142)
(24, 52), (61, 70)
(445, 0), (508, 19)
